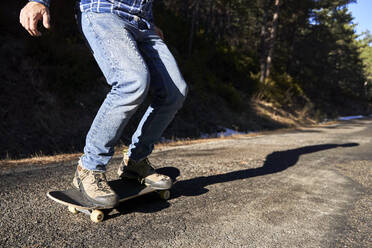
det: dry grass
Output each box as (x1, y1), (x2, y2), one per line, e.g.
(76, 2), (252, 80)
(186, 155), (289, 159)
(253, 100), (317, 126)
(0, 153), (82, 168)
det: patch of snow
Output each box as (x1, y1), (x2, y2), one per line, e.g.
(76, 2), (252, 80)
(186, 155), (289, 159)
(338, 115), (364, 121)
(217, 128), (246, 137)
(201, 127), (247, 138)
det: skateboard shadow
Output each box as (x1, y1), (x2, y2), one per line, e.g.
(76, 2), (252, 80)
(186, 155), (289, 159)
(107, 194), (171, 219)
(171, 142), (359, 198)
(105, 167), (181, 219)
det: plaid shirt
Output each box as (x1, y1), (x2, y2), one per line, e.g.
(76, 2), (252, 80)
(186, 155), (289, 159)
(30, 0), (154, 24)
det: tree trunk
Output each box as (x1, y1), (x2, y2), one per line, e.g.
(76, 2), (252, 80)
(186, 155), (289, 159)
(259, 0), (270, 84)
(188, 1), (199, 57)
(260, 0), (280, 84)
(265, 0), (280, 80)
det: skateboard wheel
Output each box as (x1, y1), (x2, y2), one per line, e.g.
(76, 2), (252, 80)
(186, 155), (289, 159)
(68, 206), (78, 214)
(158, 190), (170, 200)
(90, 210), (104, 223)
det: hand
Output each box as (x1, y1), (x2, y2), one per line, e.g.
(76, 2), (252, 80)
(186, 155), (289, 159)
(155, 26), (164, 40)
(20, 2), (51, 37)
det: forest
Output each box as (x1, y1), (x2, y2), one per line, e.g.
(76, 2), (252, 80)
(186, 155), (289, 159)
(1, 0), (372, 158)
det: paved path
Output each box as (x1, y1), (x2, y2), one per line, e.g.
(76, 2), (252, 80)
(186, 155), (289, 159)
(1, 119), (371, 247)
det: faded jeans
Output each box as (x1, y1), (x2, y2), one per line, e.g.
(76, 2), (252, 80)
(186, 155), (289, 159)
(76, 12), (188, 171)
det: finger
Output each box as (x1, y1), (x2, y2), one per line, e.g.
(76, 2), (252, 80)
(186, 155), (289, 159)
(29, 17), (38, 36)
(25, 17), (33, 35)
(20, 9), (26, 28)
(31, 16), (42, 36)
(27, 17), (38, 36)
(19, 9), (24, 25)
(42, 11), (51, 29)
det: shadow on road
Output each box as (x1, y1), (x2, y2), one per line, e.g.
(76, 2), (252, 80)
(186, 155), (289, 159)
(172, 142), (359, 197)
(108, 142), (358, 218)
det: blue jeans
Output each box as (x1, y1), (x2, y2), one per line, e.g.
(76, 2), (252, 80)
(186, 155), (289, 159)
(77, 12), (188, 171)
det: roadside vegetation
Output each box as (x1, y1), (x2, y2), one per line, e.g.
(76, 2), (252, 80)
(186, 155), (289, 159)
(0, 0), (371, 159)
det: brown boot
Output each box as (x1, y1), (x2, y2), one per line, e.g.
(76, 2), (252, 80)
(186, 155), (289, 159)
(72, 162), (118, 208)
(117, 153), (172, 190)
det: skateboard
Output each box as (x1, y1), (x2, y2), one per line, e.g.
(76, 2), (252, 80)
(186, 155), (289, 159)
(47, 179), (171, 223)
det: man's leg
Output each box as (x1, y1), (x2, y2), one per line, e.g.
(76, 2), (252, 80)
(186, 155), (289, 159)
(128, 34), (188, 160)
(117, 28), (188, 188)
(74, 12), (150, 206)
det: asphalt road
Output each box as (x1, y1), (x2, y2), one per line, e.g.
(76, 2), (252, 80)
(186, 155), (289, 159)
(1, 118), (371, 247)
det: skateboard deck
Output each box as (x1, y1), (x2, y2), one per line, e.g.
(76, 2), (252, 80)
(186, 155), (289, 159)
(47, 179), (171, 222)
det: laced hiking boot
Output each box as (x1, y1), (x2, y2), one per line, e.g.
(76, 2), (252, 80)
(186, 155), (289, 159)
(117, 153), (172, 190)
(72, 163), (118, 208)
